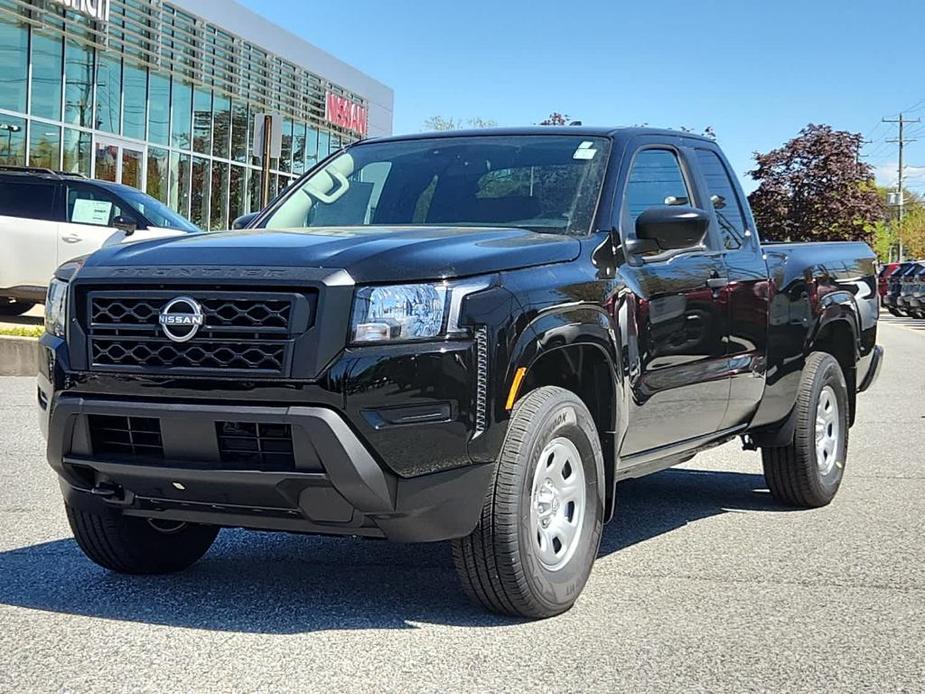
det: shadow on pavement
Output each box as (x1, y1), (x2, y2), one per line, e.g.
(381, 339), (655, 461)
(0, 467), (785, 633)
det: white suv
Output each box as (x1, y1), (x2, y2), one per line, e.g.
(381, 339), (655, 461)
(0, 166), (201, 315)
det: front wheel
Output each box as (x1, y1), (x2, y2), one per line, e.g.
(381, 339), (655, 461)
(66, 502), (219, 574)
(452, 386), (604, 618)
(761, 352), (849, 508)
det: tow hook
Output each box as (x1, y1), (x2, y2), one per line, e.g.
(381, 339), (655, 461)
(90, 482), (133, 506)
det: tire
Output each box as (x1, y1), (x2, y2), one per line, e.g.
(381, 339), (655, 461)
(66, 503), (219, 574)
(0, 299), (34, 316)
(887, 307), (900, 316)
(451, 386), (604, 618)
(761, 352), (849, 508)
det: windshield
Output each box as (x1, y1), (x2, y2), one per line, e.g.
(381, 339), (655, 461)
(263, 135), (611, 235)
(120, 189), (200, 232)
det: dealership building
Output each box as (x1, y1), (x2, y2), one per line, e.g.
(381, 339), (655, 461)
(0, 0), (393, 229)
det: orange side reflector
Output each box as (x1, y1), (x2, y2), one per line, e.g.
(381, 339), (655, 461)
(505, 367), (528, 411)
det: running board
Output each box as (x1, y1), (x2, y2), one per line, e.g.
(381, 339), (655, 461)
(615, 425), (748, 482)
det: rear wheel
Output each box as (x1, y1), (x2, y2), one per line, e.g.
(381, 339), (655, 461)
(66, 502), (219, 574)
(0, 298), (34, 316)
(452, 386), (604, 618)
(761, 352), (849, 508)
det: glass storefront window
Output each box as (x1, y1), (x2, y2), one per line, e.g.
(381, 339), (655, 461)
(292, 122), (306, 175)
(306, 127), (318, 168)
(213, 93), (230, 159)
(231, 99), (248, 162)
(0, 115), (26, 166)
(95, 54), (122, 134)
(0, 14), (28, 112)
(147, 147), (169, 203)
(148, 72), (170, 145)
(171, 79), (192, 150)
(64, 36), (94, 127)
(192, 88), (212, 154)
(210, 160), (229, 229)
(31, 30), (63, 121)
(279, 118), (293, 172)
(248, 168), (262, 213)
(229, 164), (248, 222)
(29, 124), (61, 169)
(62, 128), (91, 175)
(123, 60), (148, 140)
(318, 130), (330, 160)
(169, 150), (191, 217)
(190, 156), (210, 227)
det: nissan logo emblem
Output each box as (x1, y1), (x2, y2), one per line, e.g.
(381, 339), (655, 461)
(158, 296), (204, 343)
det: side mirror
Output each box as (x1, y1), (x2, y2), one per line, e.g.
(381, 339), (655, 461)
(630, 205), (710, 254)
(231, 212), (259, 230)
(112, 215), (138, 235)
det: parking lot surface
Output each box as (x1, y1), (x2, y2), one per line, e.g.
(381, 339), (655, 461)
(0, 316), (922, 692)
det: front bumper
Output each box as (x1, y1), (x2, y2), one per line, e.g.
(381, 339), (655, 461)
(44, 392), (494, 542)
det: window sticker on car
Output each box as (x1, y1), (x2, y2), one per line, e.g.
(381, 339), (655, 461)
(72, 199), (112, 225)
(573, 141), (597, 160)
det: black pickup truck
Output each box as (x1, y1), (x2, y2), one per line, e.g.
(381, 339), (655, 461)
(38, 127), (883, 618)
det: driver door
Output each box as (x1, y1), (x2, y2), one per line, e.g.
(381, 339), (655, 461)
(617, 140), (732, 456)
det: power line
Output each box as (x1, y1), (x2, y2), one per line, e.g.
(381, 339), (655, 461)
(883, 112), (921, 260)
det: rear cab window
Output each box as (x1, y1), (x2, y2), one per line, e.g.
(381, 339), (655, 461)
(695, 149), (750, 250)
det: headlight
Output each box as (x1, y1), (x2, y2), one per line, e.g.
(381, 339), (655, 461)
(351, 278), (490, 343)
(45, 278), (68, 337)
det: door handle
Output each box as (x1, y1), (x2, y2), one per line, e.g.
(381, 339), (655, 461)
(706, 277), (729, 289)
(61, 234), (83, 243)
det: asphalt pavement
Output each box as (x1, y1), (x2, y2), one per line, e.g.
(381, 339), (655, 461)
(0, 315), (922, 692)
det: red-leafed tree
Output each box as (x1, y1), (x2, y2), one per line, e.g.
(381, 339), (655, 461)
(748, 123), (884, 242)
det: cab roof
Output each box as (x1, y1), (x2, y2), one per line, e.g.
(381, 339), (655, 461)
(361, 126), (717, 146)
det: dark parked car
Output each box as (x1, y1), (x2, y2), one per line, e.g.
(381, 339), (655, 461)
(898, 262), (925, 318)
(884, 262), (916, 315)
(878, 262), (900, 299)
(38, 128), (882, 618)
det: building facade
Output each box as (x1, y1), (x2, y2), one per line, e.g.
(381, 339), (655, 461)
(0, 0), (393, 229)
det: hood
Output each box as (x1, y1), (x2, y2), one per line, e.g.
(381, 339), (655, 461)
(82, 226), (580, 282)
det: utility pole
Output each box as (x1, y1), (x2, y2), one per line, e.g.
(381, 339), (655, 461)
(884, 112), (920, 261)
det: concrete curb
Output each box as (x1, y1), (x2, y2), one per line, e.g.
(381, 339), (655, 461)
(0, 335), (41, 377)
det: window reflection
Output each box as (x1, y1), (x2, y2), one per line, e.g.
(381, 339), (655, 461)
(31, 30), (63, 121)
(63, 128), (91, 175)
(28, 125), (61, 169)
(190, 156), (210, 227)
(210, 160), (228, 229)
(0, 116), (26, 166)
(123, 60), (147, 140)
(147, 72), (170, 145)
(147, 147), (169, 202)
(193, 88), (212, 154)
(95, 54), (122, 133)
(171, 79), (192, 150)
(0, 14), (28, 112)
(64, 35), (94, 127)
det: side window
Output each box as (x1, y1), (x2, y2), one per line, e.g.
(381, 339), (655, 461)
(696, 149), (748, 250)
(0, 181), (57, 221)
(66, 185), (128, 227)
(624, 149), (691, 223)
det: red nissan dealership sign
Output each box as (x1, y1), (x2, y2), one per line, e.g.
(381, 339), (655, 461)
(325, 92), (368, 137)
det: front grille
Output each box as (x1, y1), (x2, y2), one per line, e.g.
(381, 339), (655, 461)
(84, 290), (310, 376)
(216, 421), (295, 471)
(91, 340), (286, 371)
(89, 415), (164, 459)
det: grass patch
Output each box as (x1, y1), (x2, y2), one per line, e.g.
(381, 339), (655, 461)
(0, 325), (44, 338)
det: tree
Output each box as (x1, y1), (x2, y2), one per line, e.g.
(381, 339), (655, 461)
(748, 124), (884, 242)
(422, 115), (497, 131)
(539, 112), (571, 126)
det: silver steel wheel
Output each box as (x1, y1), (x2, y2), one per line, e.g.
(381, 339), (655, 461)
(530, 437), (586, 571)
(815, 385), (840, 475)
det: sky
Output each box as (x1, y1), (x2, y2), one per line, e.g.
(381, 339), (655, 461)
(240, 0), (924, 193)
